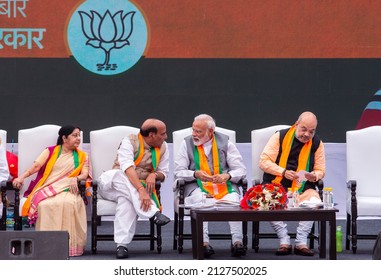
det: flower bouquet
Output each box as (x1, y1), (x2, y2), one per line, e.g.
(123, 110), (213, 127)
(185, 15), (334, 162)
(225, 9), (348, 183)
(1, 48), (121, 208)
(240, 183), (287, 210)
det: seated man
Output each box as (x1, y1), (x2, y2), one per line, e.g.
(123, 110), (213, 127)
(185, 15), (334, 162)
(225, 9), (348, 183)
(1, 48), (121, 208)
(174, 114), (247, 258)
(259, 111), (326, 256)
(98, 119), (170, 259)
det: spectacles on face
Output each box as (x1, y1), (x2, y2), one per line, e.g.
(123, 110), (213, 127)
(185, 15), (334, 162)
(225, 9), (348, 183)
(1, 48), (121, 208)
(192, 129), (205, 135)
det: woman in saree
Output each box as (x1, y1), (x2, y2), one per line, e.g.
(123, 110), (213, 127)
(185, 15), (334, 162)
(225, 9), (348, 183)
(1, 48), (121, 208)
(13, 125), (89, 257)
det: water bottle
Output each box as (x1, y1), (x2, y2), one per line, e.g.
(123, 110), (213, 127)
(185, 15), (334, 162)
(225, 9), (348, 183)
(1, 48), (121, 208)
(336, 225), (343, 252)
(323, 187), (334, 209)
(287, 188), (294, 208)
(6, 207), (15, 228)
(293, 187), (300, 207)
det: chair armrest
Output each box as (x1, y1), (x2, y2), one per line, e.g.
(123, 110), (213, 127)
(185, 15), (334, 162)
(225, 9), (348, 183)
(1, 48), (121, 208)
(1, 180), (12, 207)
(252, 179), (261, 185)
(1, 180), (20, 205)
(1, 180), (14, 189)
(155, 180), (162, 201)
(78, 180), (88, 205)
(316, 179), (324, 200)
(347, 180), (356, 190)
(0, 180), (21, 231)
(155, 180), (161, 191)
(177, 179), (194, 205)
(238, 178), (248, 195)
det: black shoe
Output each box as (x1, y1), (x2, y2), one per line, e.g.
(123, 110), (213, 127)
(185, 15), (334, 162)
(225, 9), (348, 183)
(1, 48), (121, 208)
(153, 211), (170, 226)
(203, 244), (215, 258)
(231, 242), (246, 257)
(116, 246), (129, 259)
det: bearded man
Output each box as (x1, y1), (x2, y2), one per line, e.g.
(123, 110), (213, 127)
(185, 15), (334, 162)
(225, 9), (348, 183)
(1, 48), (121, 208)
(174, 114), (247, 258)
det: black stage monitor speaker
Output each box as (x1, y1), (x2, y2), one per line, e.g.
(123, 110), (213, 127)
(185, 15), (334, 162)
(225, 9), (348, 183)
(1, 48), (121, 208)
(0, 230), (69, 260)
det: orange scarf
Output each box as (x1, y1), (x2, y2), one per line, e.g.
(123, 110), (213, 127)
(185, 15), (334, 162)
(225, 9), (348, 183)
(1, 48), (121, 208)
(272, 125), (312, 193)
(134, 133), (162, 210)
(194, 136), (233, 199)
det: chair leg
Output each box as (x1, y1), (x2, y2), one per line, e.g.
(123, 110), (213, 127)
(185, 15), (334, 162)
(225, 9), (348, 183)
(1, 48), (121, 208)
(178, 210), (184, 253)
(351, 213), (357, 254)
(346, 213), (351, 250)
(156, 224), (162, 254)
(91, 216), (98, 253)
(149, 217), (155, 251)
(173, 212), (178, 250)
(252, 221), (259, 252)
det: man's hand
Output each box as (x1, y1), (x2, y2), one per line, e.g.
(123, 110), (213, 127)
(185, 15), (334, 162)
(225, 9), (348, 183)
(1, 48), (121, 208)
(194, 170), (214, 182)
(138, 188), (153, 212)
(212, 173), (230, 184)
(305, 172), (317, 182)
(284, 170), (299, 181)
(145, 173), (156, 194)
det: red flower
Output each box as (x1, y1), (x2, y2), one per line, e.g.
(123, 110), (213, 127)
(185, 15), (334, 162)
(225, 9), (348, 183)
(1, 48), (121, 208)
(240, 183), (287, 210)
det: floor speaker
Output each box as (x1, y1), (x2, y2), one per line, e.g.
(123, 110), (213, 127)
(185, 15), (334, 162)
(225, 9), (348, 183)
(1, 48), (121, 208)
(0, 230), (69, 260)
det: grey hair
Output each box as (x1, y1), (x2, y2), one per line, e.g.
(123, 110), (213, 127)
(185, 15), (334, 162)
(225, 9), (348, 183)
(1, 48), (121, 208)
(194, 114), (216, 129)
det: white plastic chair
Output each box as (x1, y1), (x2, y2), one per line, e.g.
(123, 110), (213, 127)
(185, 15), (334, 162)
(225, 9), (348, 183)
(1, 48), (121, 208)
(172, 127), (247, 253)
(250, 124), (322, 252)
(251, 125), (291, 185)
(18, 125), (61, 199)
(90, 126), (163, 253)
(346, 126), (381, 253)
(17, 125), (84, 217)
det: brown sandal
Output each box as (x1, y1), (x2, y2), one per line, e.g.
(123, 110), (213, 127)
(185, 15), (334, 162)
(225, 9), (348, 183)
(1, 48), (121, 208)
(276, 244), (292, 255)
(294, 246), (314, 256)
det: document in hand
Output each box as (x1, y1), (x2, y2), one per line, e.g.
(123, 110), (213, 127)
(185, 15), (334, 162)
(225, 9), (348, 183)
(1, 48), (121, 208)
(296, 170), (308, 182)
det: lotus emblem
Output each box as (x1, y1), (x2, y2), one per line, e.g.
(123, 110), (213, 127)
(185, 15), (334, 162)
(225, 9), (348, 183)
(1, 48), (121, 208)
(78, 9), (135, 71)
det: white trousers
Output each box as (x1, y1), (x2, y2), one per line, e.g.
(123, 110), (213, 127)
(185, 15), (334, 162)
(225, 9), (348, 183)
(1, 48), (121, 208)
(98, 169), (159, 245)
(270, 220), (314, 246)
(185, 188), (243, 244)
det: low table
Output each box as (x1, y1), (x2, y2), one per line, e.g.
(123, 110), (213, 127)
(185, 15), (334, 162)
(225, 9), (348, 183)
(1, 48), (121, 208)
(190, 207), (338, 260)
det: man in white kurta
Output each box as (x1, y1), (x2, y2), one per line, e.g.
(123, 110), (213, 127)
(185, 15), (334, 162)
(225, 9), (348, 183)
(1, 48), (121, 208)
(98, 119), (170, 259)
(174, 114), (247, 258)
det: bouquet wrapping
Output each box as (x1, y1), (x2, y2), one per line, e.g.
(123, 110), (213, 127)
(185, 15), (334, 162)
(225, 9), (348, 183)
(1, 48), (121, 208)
(240, 183), (287, 210)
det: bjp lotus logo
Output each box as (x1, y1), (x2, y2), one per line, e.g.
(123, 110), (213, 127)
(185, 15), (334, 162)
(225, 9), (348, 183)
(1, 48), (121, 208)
(67, 1), (148, 75)
(78, 10), (135, 71)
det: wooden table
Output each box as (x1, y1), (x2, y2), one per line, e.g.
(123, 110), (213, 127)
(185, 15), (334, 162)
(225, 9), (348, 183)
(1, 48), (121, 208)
(190, 207), (338, 260)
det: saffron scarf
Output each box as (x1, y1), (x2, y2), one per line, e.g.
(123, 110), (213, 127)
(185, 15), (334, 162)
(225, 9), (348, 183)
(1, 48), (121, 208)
(134, 133), (162, 210)
(193, 135), (234, 200)
(272, 125), (312, 193)
(22, 145), (87, 219)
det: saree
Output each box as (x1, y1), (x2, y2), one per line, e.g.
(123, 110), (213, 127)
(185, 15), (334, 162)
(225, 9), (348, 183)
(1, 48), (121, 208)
(23, 145), (89, 257)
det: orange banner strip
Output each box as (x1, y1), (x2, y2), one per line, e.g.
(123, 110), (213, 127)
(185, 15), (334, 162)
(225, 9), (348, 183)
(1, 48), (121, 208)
(1, 0), (381, 58)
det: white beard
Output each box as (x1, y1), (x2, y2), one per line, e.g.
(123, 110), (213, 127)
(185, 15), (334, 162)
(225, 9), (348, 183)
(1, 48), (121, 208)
(193, 134), (210, 146)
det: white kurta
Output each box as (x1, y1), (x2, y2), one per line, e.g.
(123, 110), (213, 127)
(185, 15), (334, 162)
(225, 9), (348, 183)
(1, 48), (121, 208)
(98, 137), (169, 245)
(174, 137), (246, 244)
